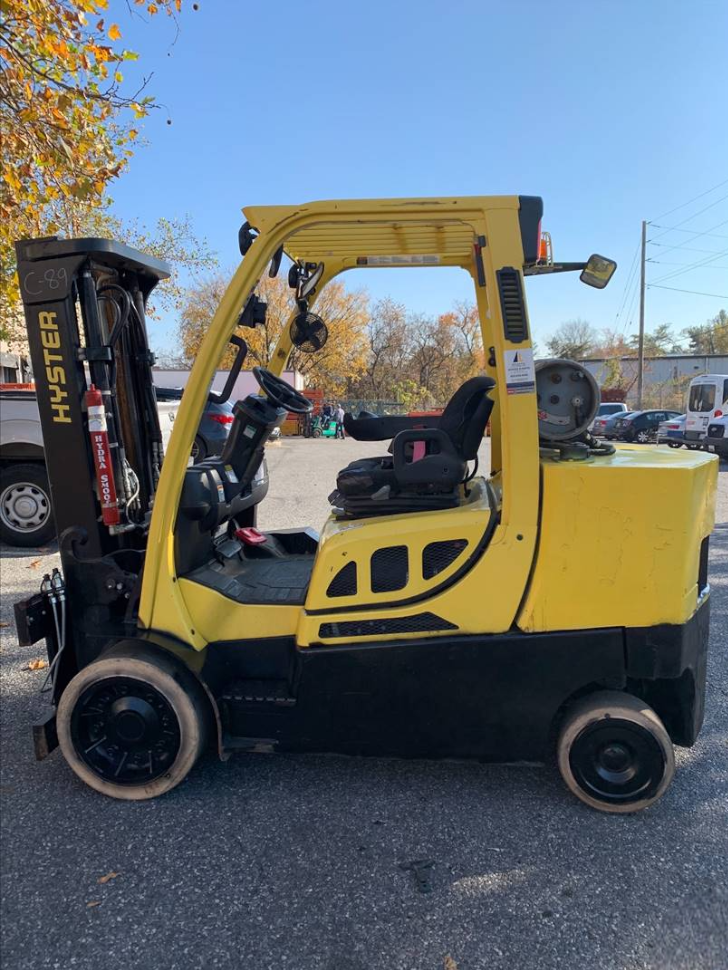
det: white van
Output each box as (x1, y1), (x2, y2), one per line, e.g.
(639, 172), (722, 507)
(685, 374), (728, 442)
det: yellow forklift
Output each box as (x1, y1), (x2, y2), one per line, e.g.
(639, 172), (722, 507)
(14, 195), (717, 811)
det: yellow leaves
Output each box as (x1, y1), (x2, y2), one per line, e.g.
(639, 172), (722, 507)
(27, 659), (48, 671)
(3, 171), (22, 192)
(0, 0), (186, 317)
(97, 871), (120, 884)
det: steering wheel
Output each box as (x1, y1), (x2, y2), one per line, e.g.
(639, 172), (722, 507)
(253, 366), (313, 414)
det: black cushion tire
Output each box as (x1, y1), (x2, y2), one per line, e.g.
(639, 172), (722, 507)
(0, 463), (55, 547)
(57, 644), (209, 800)
(557, 690), (675, 813)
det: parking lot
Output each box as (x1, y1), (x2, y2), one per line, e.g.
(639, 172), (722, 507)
(1, 437), (727, 970)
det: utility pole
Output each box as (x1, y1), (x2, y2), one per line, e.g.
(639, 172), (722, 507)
(636, 219), (647, 409)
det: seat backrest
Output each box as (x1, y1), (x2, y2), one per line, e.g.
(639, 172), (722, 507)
(438, 376), (496, 460)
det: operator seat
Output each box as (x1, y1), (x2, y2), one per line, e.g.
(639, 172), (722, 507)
(330, 376), (496, 517)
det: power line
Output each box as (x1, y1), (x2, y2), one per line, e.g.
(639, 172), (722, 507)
(647, 193), (728, 242)
(622, 267), (641, 335)
(649, 177), (728, 223)
(648, 222), (728, 240)
(647, 218), (728, 259)
(613, 240), (640, 328)
(649, 248), (728, 285)
(650, 241), (726, 255)
(646, 259), (728, 268)
(647, 284), (728, 299)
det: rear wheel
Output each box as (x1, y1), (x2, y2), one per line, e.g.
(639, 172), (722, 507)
(57, 645), (208, 800)
(635, 429), (651, 444)
(667, 441), (682, 449)
(191, 436), (207, 463)
(557, 691), (675, 813)
(0, 463), (55, 547)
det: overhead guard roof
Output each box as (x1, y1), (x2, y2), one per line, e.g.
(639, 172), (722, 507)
(242, 195), (523, 264)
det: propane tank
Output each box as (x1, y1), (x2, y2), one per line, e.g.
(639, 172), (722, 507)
(85, 384), (120, 527)
(535, 359), (600, 442)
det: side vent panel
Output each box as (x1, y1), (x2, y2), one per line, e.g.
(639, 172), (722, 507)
(496, 267), (529, 343)
(319, 613), (458, 639)
(371, 545), (409, 593)
(326, 561), (358, 598)
(422, 539), (468, 580)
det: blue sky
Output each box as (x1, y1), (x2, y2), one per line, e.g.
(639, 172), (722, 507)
(109, 0), (728, 354)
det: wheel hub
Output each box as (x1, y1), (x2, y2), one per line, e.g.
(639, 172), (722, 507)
(569, 718), (666, 804)
(0, 482), (50, 533)
(110, 696), (160, 743)
(70, 677), (181, 785)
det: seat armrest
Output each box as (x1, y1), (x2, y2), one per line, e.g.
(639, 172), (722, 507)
(343, 412), (440, 442)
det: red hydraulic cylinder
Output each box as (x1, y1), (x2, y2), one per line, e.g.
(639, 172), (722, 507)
(85, 384), (120, 526)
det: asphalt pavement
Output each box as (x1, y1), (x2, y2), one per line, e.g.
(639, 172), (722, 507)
(1, 438), (727, 970)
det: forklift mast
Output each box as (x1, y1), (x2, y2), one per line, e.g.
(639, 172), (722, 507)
(14, 237), (171, 690)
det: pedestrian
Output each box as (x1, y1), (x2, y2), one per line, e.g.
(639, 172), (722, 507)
(334, 403), (345, 439)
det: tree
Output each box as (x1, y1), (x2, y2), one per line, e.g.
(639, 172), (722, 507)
(179, 274), (370, 396)
(545, 319), (598, 359)
(364, 298), (411, 400)
(0, 0), (188, 314)
(627, 323), (682, 356)
(683, 309), (728, 355)
(1, 206), (216, 350)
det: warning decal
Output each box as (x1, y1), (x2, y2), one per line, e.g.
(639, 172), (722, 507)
(504, 348), (536, 395)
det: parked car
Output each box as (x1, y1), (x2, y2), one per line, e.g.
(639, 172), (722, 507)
(1, 387), (177, 547)
(600, 411), (634, 440)
(154, 386), (234, 461)
(612, 410), (683, 444)
(704, 415), (728, 460)
(589, 402), (628, 434)
(657, 414), (687, 448)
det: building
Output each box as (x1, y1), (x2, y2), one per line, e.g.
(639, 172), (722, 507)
(580, 354), (728, 407)
(152, 367), (304, 400)
(0, 343), (32, 384)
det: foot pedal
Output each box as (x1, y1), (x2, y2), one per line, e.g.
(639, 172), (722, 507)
(235, 527), (267, 546)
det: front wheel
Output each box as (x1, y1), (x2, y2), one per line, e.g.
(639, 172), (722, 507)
(557, 691), (675, 813)
(635, 429), (651, 444)
(57, 645), (209, 800)
(667, 441), (682, 449)
(0, 463), (55, 547)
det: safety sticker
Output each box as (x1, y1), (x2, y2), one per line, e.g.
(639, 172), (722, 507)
(356, 255), (440, 267)
(504, 348), (535, 395)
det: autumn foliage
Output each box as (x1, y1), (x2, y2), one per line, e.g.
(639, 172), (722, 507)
(0, 0), (183, 311)
(180, 274), (371, 397)
(178, 273), (485, 405)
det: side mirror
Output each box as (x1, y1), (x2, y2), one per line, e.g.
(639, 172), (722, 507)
(580, 254), (617, 289)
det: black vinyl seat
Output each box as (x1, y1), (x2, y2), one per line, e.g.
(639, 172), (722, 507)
(330, 376), (496, 517)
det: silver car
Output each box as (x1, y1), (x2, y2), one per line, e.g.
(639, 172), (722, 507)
(657, 414), (687, 448)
